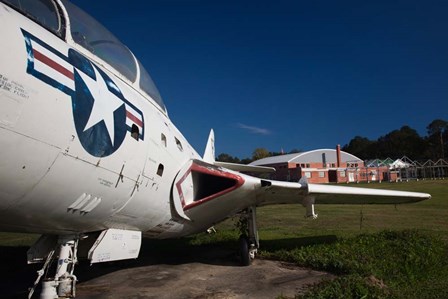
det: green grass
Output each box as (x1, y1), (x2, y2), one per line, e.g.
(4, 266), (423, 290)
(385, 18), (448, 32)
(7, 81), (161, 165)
(201, 179), (448, 298)
(255, 179), (448, 241)
(0, 232), (39, 247)
(264, 230), (448, 299)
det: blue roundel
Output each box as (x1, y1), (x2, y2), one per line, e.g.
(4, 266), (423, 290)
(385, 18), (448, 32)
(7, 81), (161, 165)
(21, 30), (145, 158)
(69, 50), (127, 157)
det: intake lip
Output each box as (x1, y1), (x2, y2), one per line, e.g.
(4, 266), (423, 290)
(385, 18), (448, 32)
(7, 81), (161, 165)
(174, 160), (245, 211)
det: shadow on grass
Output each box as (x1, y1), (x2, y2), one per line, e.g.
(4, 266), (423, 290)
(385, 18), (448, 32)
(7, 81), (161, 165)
(1, 235), (337, 298)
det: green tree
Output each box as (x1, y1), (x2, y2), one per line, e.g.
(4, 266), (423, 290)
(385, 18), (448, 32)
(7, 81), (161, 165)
(216, 153), (240, 163)
(342, 136), (375, 160)
(343, 125), (428, 160)
(252, 148), (270, 161)
(240, 158), (254, 164)
(376, 126), (425, 159)
(289, 148), (302, 154)
(426, 119), (448, 159)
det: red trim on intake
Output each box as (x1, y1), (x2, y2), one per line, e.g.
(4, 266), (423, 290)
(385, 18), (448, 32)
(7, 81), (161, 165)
(175, 161), (245, 211)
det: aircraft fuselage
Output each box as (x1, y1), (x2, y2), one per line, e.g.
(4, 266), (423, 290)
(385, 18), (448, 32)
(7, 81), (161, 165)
(0, 0), (208, 238)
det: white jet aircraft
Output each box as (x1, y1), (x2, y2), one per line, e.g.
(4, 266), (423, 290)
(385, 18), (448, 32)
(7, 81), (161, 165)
(0, 1), (430, 298)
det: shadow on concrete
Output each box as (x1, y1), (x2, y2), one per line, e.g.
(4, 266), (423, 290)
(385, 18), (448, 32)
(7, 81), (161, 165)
(1, 235), (337, 298)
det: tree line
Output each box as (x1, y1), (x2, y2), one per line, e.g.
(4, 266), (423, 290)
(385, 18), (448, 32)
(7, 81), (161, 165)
(217, 148), (301, 164)
(343, 119), (447, 160)
(217, 119), (448, 163)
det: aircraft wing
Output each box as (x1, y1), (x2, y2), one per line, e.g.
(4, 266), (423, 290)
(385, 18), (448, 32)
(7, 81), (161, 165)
(173, 160), (430, 223)
(255, 178), (430, 217)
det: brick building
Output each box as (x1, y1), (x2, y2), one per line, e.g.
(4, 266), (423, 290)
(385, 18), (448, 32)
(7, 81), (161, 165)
(250, 145), (395, 183)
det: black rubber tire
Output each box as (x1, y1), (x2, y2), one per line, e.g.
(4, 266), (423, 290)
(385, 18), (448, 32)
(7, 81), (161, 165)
(238, 235), (250, 266)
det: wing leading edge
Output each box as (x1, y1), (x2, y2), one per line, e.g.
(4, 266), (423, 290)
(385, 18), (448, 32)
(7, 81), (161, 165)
(306, 183), (430, 204)
(255, 177), (431, 206)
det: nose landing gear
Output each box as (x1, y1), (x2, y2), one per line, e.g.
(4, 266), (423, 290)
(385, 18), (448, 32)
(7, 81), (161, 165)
(28, 235), (79, 299)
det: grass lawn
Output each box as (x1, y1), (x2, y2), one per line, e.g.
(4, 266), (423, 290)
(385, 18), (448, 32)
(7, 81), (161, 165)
(255, 180), (447, 241)
(194, 179), (448, 298)
(257, 180), (448, 298)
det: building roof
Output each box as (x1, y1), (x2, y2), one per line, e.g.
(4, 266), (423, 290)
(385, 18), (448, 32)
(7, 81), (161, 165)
(250, 149), (362, 166)
(365, 158), (394, 167)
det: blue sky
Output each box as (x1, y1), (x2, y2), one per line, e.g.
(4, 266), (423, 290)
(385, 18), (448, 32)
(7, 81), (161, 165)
(72, 0), (448, 158)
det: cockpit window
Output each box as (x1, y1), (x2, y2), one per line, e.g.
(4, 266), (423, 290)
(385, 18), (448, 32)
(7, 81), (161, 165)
(60, 1), (165, 111)
(137, 59), (165, 111)
(62, 0), (137, 82)
(3, 0), (62, 37)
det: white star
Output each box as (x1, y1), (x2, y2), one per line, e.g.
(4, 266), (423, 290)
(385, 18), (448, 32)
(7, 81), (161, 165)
(77, 66), (124, 146)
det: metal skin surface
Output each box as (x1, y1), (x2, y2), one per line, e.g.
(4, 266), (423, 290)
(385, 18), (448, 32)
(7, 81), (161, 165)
(0, 1), (193, 237)
(0, 0), (430, 241)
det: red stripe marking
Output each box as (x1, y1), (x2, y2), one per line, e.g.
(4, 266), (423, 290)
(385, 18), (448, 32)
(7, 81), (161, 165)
(126, 110), (143, 127)
(176, 161), (245, 211)
(33, 49), (74, 80)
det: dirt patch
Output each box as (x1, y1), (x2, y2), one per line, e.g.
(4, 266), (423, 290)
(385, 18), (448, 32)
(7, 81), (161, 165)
(76, 249), (333, 299)
(1, 242), (333, 299)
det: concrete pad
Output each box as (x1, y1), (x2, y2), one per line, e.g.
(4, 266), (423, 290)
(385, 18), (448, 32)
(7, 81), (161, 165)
(76, 251), (333, 299)
(0, 241), (334, 298)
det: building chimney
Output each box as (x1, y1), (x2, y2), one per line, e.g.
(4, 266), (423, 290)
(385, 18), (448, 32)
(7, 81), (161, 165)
(336, 144), (341, 168)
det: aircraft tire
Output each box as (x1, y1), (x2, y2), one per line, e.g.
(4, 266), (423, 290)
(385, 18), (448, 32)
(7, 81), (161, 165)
(238, 235), (251, 266)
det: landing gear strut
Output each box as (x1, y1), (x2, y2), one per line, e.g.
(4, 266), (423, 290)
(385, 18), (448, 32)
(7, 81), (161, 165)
(237, 206), (259, 266)
(28, 235), (79, 299)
